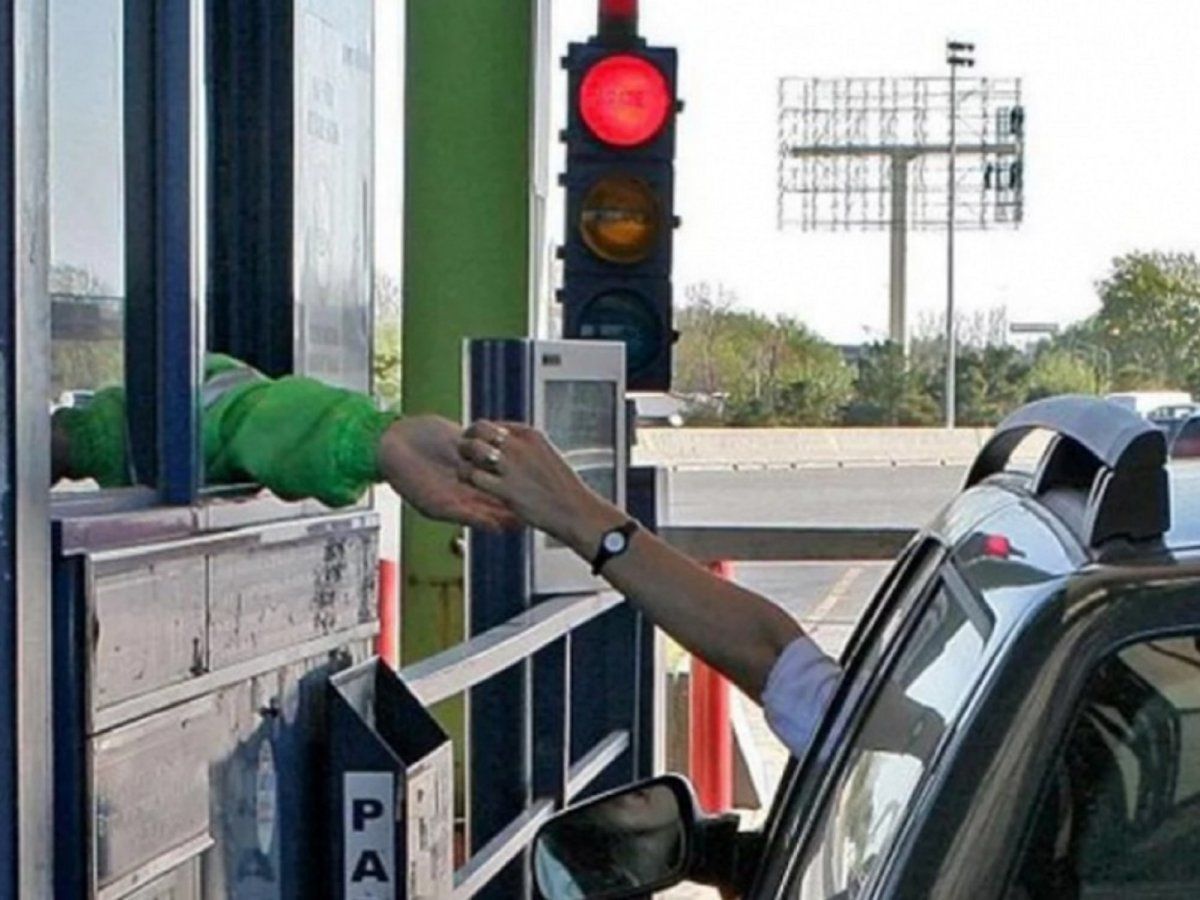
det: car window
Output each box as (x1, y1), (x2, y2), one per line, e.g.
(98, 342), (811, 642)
(1006, 634), (1200, 900)
(1172, 418), (1200, 460)
(753, 541), (946, 894)
(839, 540), (942, 670)
(789, 578), (993, 899)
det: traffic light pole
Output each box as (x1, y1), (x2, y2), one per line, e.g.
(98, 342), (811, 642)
(598, 0), (638, 45)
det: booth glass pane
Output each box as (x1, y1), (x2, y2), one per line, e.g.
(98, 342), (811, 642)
(48, 0), (129, 490)
(294, 0), (373, 392)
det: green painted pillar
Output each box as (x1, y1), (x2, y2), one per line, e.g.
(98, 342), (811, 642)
(401, 0), (533, 802)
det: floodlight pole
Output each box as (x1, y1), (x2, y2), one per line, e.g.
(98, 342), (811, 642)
(889, 152), (913, 351)
(945, 40), (975, 428)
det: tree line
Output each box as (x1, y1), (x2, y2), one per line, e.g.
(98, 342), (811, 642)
(674, 251), (1200, 427)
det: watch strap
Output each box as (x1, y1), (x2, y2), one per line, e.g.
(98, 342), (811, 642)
(590, 520), (639, 575)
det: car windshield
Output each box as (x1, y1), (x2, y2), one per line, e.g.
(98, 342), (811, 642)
(791, 579), (994, 899)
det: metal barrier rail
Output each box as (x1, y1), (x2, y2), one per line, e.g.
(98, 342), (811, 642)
(661, 525), (918, 562)
(401, 592), (624, 706)
(448, 728), (631, 900)
(399, 591), (637, 898)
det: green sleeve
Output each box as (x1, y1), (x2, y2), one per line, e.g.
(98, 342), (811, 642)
(204, 375), (400, 508)
(54, 387), (132, 488)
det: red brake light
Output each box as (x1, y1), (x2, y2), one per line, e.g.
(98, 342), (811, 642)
(982, 534), (1012, 558)
(579, 54), (671, 147)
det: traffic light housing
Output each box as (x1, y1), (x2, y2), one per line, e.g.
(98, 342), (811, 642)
(560, 38), (679, 391)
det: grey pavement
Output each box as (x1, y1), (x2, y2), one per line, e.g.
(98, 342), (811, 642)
(666, 464), (965, 528)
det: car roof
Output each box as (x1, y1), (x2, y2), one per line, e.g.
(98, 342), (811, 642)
(930, 459), (1200, 579)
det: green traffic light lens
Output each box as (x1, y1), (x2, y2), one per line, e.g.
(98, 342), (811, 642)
(577, 289), (663, 376)
(579, 176), (661, 264)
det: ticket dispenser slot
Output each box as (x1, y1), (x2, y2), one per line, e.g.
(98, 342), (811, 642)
(466, 338), (627, 596)
(329, 659), (453, 900)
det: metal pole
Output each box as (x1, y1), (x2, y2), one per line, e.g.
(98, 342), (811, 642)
(945, 54), (958, 428)
(6, 0), (54, 891)
(403, 0), (535, 853)
(888, 152), (910, 350)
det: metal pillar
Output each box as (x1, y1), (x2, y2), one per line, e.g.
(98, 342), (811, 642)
(401, 0), (535, 815)
(2, 0), (53, 892)
(945, 62), (957, 428)
(888, 152), (911, 350)
(945, 41), (975, 428)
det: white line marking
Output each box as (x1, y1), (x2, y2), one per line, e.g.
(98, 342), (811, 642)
(805, 566), (864, 634)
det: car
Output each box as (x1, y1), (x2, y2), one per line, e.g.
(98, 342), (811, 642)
(533, 395), (1200, 899)
(1105, 390), (1194, 417)
(1146, 402), (1198, 421)
(1165, 413), (1200, 460)
(1149, 411), (1200, 460)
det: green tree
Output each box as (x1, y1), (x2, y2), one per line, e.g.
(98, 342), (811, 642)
(1092, 251), (1200, 390)
(955, 344), (1030, 425)
(1026, 347), (1096, 399)
(373, 272), (402, 408)
(842, 342), (939, 425)
(673, 282), (853, 425)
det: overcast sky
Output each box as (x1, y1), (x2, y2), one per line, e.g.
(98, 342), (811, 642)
(377, 1), (1200, 344)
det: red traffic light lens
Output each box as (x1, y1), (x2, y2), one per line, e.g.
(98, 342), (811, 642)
(579, 54), (671, 147)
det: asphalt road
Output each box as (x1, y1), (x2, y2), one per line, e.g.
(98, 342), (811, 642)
(663, 464), (966, 630)
(666, 464), (967, 528)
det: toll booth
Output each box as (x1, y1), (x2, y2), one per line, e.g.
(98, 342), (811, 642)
(44, 0), (383, 896)
(1, 0), (660, 896)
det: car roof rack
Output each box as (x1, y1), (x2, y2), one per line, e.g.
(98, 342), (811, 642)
(965, 395), (1170, 547)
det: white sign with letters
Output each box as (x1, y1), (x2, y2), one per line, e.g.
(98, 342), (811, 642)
(344, 772), (396, 899)
(405, 744), (453, 899)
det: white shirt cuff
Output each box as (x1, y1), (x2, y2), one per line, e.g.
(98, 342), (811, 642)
(761, 634), (842, 758)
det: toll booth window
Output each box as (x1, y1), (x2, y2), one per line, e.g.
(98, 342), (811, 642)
(1007, 635), (1200, 899)
(48, 0), (130, 491)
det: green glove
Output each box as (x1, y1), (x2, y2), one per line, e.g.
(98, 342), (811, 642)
(54, 355), (398, 508)
(205, 373), (399, 508)
(54, 386), (132, 488)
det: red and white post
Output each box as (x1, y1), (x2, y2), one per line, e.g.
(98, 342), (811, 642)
(689, 559), (734, 813)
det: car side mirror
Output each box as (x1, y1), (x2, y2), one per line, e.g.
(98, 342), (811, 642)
(533, 774), (697, 899)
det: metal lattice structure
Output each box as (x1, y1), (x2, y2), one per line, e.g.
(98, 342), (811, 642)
(778, 76), (1025, 231)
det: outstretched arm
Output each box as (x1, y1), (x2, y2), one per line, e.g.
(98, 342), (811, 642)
(459, 421), (803, 700)
(377, 415), (516, 531)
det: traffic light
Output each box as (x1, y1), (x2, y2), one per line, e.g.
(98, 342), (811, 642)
(559, 4), (680, 391)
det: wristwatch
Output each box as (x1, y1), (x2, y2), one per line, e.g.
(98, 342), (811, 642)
(590, 520), (639, 575)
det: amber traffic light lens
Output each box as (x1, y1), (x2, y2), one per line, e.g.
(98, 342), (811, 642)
(579, 176), (661, 264)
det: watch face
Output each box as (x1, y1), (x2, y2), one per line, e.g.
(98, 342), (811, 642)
(603, 531), (627, 553)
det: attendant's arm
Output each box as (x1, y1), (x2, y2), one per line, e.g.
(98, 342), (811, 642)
(459, 422), (803, 700)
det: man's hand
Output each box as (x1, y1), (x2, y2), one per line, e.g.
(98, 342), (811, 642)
(377, 416), (518, 531)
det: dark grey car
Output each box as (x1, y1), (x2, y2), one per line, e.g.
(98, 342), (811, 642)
(533, 396), (1200, 899)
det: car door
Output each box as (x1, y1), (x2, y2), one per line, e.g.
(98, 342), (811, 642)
(769, 567), (999, 899)
(999, 626), (1200, 898)
(748, 538), (950, 898)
